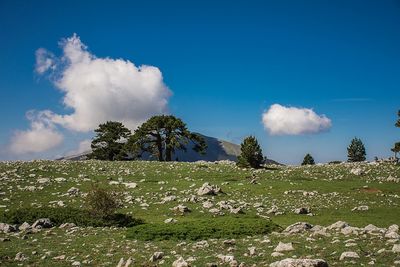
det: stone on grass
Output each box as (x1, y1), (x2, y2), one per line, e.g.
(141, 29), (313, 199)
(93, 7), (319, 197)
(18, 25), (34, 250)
(172, 257), (189, 267)
(327, 221), (349, 230)
(283, 222), (313, 234)
(0, 223), (16, 233)
(164, 218), (177, 224)
(15, 252), (27, 261)
(352, 205), (369, 212)
(269, 258), (329, 267)
(294, 207), (310, 215)
(18, 222), (31, 231)
(392, 244), (400, 253)
(274, 242), (294, 252)
(149, 252), (164, 262)
(197, 182), (221, 196)
(339, 251), (359, 261)
(32, 218), (52, 229)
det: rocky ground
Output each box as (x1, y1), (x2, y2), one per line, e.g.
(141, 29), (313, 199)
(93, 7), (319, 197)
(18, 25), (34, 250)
(0, 160), (399, 266)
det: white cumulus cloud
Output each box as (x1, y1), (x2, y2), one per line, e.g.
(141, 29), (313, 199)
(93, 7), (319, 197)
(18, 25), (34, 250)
(38, 33), (171, 132)
(262, 104), (332, 135)
(65, 139), (92, 157)
(9, 111), (64, 154)
(9, 33), (171, 156)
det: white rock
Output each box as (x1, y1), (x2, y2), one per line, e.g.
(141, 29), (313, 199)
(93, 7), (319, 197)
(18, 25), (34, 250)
(197, 182), (221, 196)
(339, 251), (360, 261)
(172, 257), (189, 267)
(274, 242), (294, 252)
(393, 244), (400, 253)
(269, 258), (328, 267)
(149, 252), (164, 262)
(164, 218), (177, 224)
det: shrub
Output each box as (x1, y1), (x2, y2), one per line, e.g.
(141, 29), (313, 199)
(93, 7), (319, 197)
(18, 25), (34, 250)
(237, 136), (264, 169)
(86, 183), (121, 218)
(0, 207), (142, 227)
(302, 153), (315, 165)
(127, 217), (280, 241)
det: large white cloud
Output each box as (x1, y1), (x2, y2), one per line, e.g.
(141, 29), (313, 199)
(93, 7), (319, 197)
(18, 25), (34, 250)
(9, 111), (64, 154)
(39, 33), (171, 132)
(9, 34), (171, 155)
(262, 104), (332, 135)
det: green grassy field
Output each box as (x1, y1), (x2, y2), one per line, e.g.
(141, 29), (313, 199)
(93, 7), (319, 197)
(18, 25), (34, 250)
(0, 160), (399, 266)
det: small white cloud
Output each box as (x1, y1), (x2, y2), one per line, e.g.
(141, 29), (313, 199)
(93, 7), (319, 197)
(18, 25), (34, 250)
(9, 111), (63, 154)
(262, 104), (332, 135)
(37, 33), (171, 132)
(35, 48), (56, 74)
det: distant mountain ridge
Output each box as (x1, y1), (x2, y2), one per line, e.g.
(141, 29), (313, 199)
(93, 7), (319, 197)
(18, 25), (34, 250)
(57, 134), (282, 165)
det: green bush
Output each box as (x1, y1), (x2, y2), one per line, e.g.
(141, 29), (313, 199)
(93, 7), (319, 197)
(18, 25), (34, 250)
(0, 207), (142, 227)
(86, 183), (121, 218)
(127, 217), (280, 241)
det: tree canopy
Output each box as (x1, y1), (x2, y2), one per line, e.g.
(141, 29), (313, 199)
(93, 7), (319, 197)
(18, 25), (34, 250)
(237, 136), (264, 169)
(89, 121), (131, 161)
(127, 115), (207, 161)
(347, 137), (366, 162)
(302, 153), (315, 165)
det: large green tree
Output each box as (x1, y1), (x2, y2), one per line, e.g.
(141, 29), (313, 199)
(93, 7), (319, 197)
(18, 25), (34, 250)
(391, 142), (400, 159)
(127, 115), (207, 161)
(89, 121), (131, 161)
(237, 136), (264, 169)
(396, 110), (400, 128)
(347, 137), (366, 162)
(302, 153), (315, 165)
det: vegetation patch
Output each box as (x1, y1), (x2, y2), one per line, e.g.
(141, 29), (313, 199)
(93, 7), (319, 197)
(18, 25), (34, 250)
(0, 207), (143, 228)
(127, 217), (280, 241)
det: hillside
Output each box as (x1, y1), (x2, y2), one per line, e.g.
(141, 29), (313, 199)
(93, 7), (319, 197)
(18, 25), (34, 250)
(58, 134), (282, 164)
(0, 160), (399, 266)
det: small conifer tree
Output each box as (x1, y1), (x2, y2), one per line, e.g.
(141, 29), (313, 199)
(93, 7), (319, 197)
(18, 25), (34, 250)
(237, 136), (264, 168)
(347, 137), (366, 162)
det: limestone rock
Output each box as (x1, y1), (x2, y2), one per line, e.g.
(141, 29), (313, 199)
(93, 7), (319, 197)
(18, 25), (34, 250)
(269, 258), (329, 267)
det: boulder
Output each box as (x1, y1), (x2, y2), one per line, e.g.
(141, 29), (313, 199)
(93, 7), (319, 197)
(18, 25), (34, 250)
(32, 218), (52, 229)
(274, 242), (294, 252)
(339, 251), (359, 261)
(149, 251), (164, 262)
(327, 221), (349, 230)
(0, 223), (17, 233)
(18, 222), (31, 231)
(350, 168), (364, 176)
(283, 222), (313, 234)
(197, 183), (221, 196)
(173, 257), (189, 267)
(294, 207), (310, 215)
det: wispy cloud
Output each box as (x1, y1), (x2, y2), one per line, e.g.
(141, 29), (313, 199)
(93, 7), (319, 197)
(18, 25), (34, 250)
(331, 98), (373, 102)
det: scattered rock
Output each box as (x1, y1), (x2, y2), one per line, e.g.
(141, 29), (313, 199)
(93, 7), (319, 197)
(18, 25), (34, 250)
(172, 205), (190, 213)
(352, 205), (369, 212)
(392, 244), (400, 253)
(149, 251), (164, 262)
(339, 251), (359, 261)
(283, 222), (313, 234)
(0, 222), (17, 233)
(15, 252), (27, 261)
(294, 207), (310, 214)
(197, 182), (222, 196)
(67, 187), (80, 196)
(350, 168), (364, 176)
(18, 222), (31, 231)
(269, 258), (329, 267)
(32, 218), (52, 229)
(274, 242), (294, 252)
(173, 257), (189, 267)
(164, 218), (177, 224)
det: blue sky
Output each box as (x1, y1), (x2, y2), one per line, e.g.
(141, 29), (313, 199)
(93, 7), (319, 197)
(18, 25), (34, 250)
(0, 0), (399, 164)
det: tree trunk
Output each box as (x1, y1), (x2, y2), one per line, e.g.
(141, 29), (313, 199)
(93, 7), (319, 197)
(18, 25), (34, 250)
(156, 134), (163, 161)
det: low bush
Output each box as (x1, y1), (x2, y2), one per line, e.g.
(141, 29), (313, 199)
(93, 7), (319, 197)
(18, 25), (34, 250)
(127, 217), (280, 241)
(86, 183), (121, 218)
(0, 207), (142, 227)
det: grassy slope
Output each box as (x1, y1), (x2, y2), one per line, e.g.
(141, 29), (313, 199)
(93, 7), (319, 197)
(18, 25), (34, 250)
(0, 160), (399, 266)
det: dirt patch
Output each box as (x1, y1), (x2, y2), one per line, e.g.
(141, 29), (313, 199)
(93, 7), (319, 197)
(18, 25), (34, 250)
(360, 188), (382, 193)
